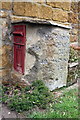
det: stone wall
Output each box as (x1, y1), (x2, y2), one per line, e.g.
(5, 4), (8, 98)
(0, 6), (13, 84)
(1, 1), (71, 24)
(24, 24), (70, 90)
(67, 1), (79, 86)
(0, 0), (79, 89)
(69, 1), (79, 43)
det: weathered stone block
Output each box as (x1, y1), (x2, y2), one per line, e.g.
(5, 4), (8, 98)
(1, 2), (12, 10)
(13, 2), (25, 16)
(0, 45), (12, 56)
(52, 8), (68, 22)
(33, 0), (46, 3)
(78, 1), (80, 13)
(71, 29), (78, 35)
(0, 69), (10, 77)
(0, 10), (8, 18)
(11, 71), (29, 87)
(67, 63), (78, 86)
(0, 2), (2, 9)
(13, 2), (53, 20)
(71, 2), (78, 13)
(38, 4), (53, 19)
(72, 24), (80, 29)
(68, 12), (78, 24)
(47, 2), (71, 11)
(24, 2), (39, 17)
(23, 24), (70, 91)
(0, 45), (12, 69)
(70, 34), (78, 42)
(0, 53), (8, 68)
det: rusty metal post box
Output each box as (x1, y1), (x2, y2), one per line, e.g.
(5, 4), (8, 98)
(13, 25), (26, 74)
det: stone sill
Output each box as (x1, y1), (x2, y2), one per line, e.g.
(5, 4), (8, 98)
(70, 42), (78, 46)
(68, 62), (78, 68)
(11, 15), (71, 29)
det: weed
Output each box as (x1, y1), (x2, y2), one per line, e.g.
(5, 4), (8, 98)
(28, 88), (78, 118)
(2, 80), (53, 112)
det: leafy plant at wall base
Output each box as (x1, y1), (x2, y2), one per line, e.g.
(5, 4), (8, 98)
(69, 48), (78, 63)
(2, 80), (53, 112)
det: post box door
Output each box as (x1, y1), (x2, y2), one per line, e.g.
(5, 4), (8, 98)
(14, 44), (25, 74)
(13, 24), (26, 74)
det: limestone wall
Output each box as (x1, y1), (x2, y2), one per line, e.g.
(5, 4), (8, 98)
(24, 24), (70, 90)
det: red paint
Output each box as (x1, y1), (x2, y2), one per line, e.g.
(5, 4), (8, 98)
(13, 25), (26, 74)
(13, 25), (26, 44)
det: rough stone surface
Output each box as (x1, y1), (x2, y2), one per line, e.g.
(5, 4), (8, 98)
(0, 10), (8, 18)
(11, 71), (30, 87)
(0, 69), (10, 77)
(0, 1), (79, 90)
(67, 63), (78, 86)
(0, 45), (12, 68)
(24, 24), (70, 91)
(13, 2), (25, 16)
(38, 4), (53, 20)
(13, 2), (70, 22)
(52, 8), (68, 22)
(13, 2), (53, 20)
(0, 2), (1, 9)
(24, 2), (40, 18)
(0, 53), (8, 68)
(0, 12), (12, 84)
(68, 12), (78, 24)
(70, 34), (78, 42)
(37, 0), (46, 3)
(71, 2), (78, 13)
(1, 2), (12, 10)
(47, 1), (71, 11)
(70, 28), (78, 35)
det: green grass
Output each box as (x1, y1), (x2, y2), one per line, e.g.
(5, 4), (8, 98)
(0, 82), (79, 119)
(1, 80), (53, 112)
(28, 88), (79, 118)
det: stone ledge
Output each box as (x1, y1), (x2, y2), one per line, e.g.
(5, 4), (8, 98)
(11, 15), (71, 29)
(68, 62), (78, 68)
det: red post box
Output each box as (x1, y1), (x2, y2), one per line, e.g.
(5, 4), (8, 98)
(13, 25), (26, 74)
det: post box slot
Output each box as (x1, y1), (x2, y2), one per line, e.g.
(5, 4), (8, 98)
(13, 33), (26, 44)
(14, 43), (24, 46)
(13, 31), (23, 36)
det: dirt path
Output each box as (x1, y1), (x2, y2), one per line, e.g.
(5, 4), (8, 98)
(0, 82), (78, 119)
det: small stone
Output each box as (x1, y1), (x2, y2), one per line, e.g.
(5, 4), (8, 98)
(8, 112), (11, 115)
